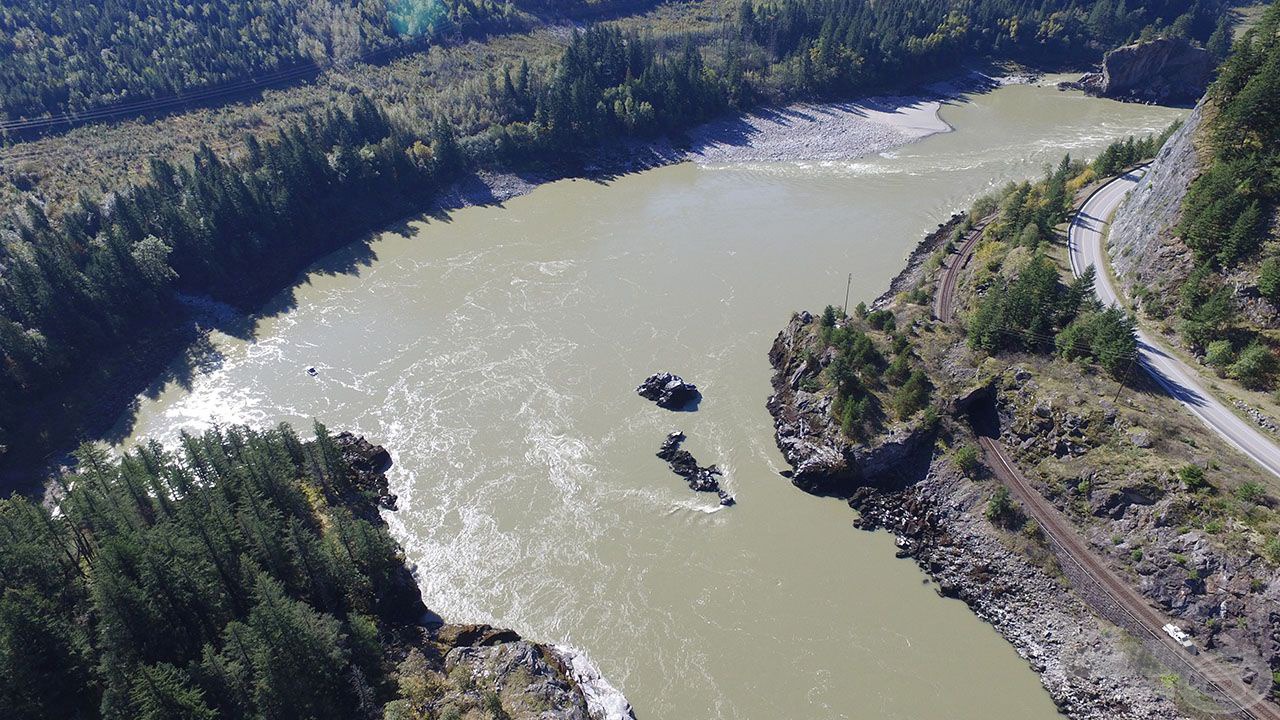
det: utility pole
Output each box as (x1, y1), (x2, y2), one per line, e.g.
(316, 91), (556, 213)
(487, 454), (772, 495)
(1112, 354), (1137, 405)
(842, 273), (852, 318)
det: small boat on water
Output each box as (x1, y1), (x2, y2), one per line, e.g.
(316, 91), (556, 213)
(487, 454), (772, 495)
(307, 366), (318, 377)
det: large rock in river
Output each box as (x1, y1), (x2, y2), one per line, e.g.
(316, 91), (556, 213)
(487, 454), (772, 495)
(636, 372), (700, 409)
(1076, 37), (1211, 105)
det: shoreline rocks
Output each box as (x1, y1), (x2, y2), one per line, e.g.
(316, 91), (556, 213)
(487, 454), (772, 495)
(849, 464), (1186, 719)
(766, 312), (936, 496)
(657, 431), (735, 505)
(636, 372), (701, 410)
(763, 294), (1190, 717)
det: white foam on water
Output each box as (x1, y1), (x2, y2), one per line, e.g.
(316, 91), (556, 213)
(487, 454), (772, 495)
(552, 645), (637, 720)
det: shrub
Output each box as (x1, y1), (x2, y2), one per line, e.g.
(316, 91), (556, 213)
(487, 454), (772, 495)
(892, 370), (931, 419)
(841, 396), (872, 438)
(1229, 341), (1278, 389)
(884, 353), (910, 385)
(1205, 339), (1236, 371)
(867, 309), (895, 331)
(1055, 307), (1137, 377)
(1260, 257), (1280, 304)
(953, 444), (981, 476)
(1236, 481), (1267, 505)
(821, 305), (838, 328)
(1261, 535), (1280, 565)
(1179, 464), (1211, 492)
(985, 486), (1016, 526)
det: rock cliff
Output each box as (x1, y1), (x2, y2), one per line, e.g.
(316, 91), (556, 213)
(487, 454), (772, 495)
(1107, 101), (1204, 309)
(1077, 37), (1213, 105)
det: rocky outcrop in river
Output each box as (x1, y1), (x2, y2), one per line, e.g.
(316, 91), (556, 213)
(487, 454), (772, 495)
(636, 372), (701, 409)
(657, 431), (735, 505)
(1075, 37), (1212, 105)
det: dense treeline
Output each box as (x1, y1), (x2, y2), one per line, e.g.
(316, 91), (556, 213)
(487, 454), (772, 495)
(0, 0), (1218, 476)
(816, 305), (933, 437)
(1182, 2), (1279, 270)
(735, 0), (1224, 98)
(0, 96), (463, 462)
(0, 0), (539, 122)
(0, 422), (427, 720)
(964, 139), (1154, 377)
(1, 0), (1226, 123)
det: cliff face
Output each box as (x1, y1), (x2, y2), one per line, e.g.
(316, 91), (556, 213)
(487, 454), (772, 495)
(1106, 102), (1203, 307)
(1079, 37), (1213, 105)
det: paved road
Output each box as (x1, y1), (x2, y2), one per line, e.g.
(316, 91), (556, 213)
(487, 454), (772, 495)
(1067, 170), (1280, 480)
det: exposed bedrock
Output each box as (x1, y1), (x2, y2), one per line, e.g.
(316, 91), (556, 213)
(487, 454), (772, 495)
(1075, 37), (1212, 105)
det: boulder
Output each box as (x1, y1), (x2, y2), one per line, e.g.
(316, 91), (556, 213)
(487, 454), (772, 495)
(1076, 37), (1212, 105)
(636, 372), (701, 410)
(437, 623), (523, 649)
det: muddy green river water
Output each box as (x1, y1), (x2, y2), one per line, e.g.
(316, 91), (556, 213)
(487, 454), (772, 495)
(117, 79), (1184, 719)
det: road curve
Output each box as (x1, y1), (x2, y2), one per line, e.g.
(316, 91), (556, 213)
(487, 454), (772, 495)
(1067, 170), (1280, 480)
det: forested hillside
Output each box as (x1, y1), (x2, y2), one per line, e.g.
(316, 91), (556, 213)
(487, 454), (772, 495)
(0, 0), (522, 122)
(0, 423), (432, 719)
(0, 0), (1226, 124)
(0, 0), (1225, 484)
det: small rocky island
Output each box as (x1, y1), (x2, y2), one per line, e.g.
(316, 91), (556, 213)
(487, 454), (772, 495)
(636, 372), (701, 410)
(657, 431), (735, 506)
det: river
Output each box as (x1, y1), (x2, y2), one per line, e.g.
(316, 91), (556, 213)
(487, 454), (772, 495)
(116, 77), (1184, 719)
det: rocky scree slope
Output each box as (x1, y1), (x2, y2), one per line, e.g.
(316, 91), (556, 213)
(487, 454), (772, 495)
(1107, 102), (1204, 318)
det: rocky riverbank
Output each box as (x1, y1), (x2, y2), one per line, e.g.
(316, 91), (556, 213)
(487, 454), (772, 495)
(336, 434), (636, 720)
(852, 462), (1187, 720)
(874, 212), (967, 310)
(766, 311), (937, 496)
(428, 71), (1046, 212)
(765, 319), (1192, 718)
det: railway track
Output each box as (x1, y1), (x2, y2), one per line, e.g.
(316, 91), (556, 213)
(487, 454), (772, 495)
(932, 216), (991, 321)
